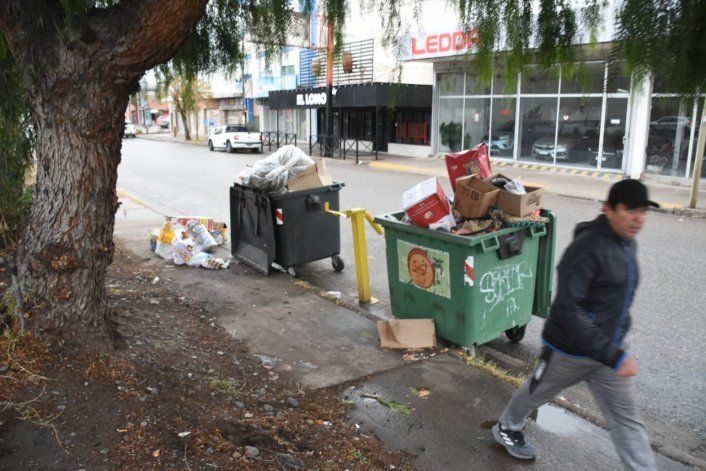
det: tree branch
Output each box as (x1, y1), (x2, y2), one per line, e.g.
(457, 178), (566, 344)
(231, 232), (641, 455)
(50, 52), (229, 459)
(0, 0), (61, 56)
(88, 0), (209, 82)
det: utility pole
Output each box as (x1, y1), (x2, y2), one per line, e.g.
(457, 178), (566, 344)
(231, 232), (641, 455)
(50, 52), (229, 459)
(688, 97), (705, 208)
(324, 16), (334, 157)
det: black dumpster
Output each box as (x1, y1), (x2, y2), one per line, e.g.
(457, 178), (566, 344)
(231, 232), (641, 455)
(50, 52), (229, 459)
(230, 182), (345, 275)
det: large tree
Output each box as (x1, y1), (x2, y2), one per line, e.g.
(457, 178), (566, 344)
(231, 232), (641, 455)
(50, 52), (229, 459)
(0, 0), (703, 343)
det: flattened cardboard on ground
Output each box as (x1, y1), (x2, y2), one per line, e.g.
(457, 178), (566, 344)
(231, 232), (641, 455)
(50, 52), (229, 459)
(486, 173), (545, 217)
(453, 175), (500, 218)
(377, 319), (437, 349)
(287, 159), (333, 191)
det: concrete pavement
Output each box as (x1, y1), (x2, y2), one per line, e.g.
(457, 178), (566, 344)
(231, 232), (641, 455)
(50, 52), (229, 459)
(113, 189), (697, 470)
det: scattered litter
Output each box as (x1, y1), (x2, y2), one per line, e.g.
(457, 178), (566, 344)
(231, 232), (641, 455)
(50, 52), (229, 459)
(177, 431), (191, 438)
(360, 394), (413, 415)
(410, 387), (431, 399)
(151, 277), (159, 284)
(402, 349), (434, 362)
(152, 449), (161, 457)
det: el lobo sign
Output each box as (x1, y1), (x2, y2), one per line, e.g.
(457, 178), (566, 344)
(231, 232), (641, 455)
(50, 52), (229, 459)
(296, 92), (327, 107)
(406, 29), (480, 60)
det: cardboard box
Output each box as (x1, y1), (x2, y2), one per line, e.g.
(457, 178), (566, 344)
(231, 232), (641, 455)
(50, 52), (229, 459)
(377, 319), (437, 349)
(453, 175), (500, 218)
(287, 159), (333, 192)
(402, 177), (451, 228)
(486, 173), (545, 217)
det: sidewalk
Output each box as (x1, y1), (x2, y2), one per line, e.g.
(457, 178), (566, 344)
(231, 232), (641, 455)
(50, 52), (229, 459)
(368, 155), (706, 215)
(135, 133), (706, 215)
(113, 191), (695, 470)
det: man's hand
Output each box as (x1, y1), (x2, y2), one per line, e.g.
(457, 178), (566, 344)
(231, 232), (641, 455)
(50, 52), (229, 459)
(617, 356), (638, 377)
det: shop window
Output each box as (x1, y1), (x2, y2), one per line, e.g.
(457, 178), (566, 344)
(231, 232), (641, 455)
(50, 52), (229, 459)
(439, 73), (464, 96)
(518, 97), (558, 163)
(489, 98), (515, 157)
(492, 72), (514, 95)
(522, 66), (559, 94)
(599, 98), (628, 170)
(438, 97), (464, 152)
(561, 62), (605, 94)
(606, 62), (631, 94)
(465, 73), (491, 95)
(556, 97), (603, 167)
(463, 97), (490, 149)
(645, 97), (694, 176)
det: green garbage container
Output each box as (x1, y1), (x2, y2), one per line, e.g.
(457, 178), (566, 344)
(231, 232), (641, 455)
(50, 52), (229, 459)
(374, 210), (556, 347)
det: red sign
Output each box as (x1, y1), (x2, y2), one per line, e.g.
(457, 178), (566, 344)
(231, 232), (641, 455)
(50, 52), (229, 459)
(411, 29), (480, 57)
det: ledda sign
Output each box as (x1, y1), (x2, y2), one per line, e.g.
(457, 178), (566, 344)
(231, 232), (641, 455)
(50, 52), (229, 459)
(407, 29), (480, 60)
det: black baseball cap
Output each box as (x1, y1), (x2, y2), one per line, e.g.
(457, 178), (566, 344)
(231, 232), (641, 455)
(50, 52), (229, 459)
(607, 179), (659, 209)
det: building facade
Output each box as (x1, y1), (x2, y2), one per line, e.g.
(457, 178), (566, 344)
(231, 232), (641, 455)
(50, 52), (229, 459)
(400, 3), (704, 182)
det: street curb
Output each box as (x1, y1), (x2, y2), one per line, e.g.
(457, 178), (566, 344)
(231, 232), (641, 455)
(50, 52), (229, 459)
(136, 134), (208, 147)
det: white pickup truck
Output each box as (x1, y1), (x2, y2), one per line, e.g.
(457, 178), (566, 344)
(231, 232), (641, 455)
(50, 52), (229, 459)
(208, 125), (263, 153)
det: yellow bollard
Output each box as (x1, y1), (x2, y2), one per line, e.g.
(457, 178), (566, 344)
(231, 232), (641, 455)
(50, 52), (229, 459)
(324, 202), (383, 304)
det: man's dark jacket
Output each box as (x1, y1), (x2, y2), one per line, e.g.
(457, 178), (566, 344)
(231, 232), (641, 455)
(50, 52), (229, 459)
(542, 214), (637, 369)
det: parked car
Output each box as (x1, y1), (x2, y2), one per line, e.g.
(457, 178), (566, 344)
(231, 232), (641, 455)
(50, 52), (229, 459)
(159, 120), (170, 129)
(208, 125), (263, 153)
(650, 116), (692, 137)
(124, 121), (136, 138)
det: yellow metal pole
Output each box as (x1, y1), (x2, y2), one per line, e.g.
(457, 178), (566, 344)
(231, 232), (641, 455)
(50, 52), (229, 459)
(350, 209), (372, 303)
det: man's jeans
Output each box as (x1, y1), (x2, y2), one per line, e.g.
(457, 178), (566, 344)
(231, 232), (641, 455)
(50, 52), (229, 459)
(499, 349), (657, 471)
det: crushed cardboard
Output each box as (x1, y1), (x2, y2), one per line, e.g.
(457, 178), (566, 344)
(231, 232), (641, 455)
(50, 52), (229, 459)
(485, 173), (545, 217)
(286, 159), (333, 192)
(377, 319), (437, 349)
(453, 175), (500, 219)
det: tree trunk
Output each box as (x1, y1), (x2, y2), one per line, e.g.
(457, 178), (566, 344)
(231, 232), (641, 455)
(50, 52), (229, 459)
(180, 109), (192, 141)
(16, 80), (128, 340)
(0, 0), (208, 343)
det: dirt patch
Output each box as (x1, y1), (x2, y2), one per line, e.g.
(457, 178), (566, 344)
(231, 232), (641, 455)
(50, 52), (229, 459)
(0, 249), (416, 470)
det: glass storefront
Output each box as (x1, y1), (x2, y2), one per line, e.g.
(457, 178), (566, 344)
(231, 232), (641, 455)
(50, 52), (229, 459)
(437, 62), (629, 170)
(437, 63), (704, 178)
(646, 97), (697, 177)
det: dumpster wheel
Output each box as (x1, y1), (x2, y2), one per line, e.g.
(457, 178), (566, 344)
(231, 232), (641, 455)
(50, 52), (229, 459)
(331, 255), (345, 272)
(505, 325), (526, 343)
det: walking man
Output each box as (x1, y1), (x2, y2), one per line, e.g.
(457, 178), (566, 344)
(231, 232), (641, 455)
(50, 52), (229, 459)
(492, 179), (658, 470)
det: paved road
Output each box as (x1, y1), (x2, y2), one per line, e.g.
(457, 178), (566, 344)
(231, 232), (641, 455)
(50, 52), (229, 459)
(118, 138), (705, 461)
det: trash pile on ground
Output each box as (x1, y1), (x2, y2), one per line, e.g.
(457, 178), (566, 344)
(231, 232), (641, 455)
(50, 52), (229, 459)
(402, 143), (546, 235)
(149, 216), (230, 269)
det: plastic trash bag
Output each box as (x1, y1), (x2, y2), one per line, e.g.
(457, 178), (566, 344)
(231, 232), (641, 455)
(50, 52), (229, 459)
(187, 251), (230, 270)
(236, 145), (314, 192)
(172, 234), (193, 266)
(504, 178), (526, 195)
(186, 220), (217, 253)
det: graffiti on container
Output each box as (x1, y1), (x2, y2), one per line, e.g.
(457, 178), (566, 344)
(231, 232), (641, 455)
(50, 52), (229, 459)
(479, 261), (533, 312)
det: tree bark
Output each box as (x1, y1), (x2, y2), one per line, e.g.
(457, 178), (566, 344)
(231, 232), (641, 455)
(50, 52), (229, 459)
(0, 0), (208, 341)
(179, 107), (192, 141)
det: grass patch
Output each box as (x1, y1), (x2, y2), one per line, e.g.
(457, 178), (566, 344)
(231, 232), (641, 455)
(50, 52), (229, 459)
(208, 377), (241, 394)
(457, 349), (527, 388)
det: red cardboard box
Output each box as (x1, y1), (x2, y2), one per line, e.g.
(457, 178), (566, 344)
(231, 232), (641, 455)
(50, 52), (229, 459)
(445, 143), (492, 191)
(403, 177), (451, 228)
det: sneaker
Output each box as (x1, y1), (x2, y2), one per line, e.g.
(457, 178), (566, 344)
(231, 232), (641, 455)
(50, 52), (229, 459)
(492, 423), (536, 460)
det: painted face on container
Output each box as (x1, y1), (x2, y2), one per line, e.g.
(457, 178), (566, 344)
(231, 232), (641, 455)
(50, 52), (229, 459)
(603, 203), (648, 240)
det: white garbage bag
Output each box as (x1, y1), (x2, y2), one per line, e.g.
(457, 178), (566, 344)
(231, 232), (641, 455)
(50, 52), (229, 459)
(236, 145), (314, 192)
